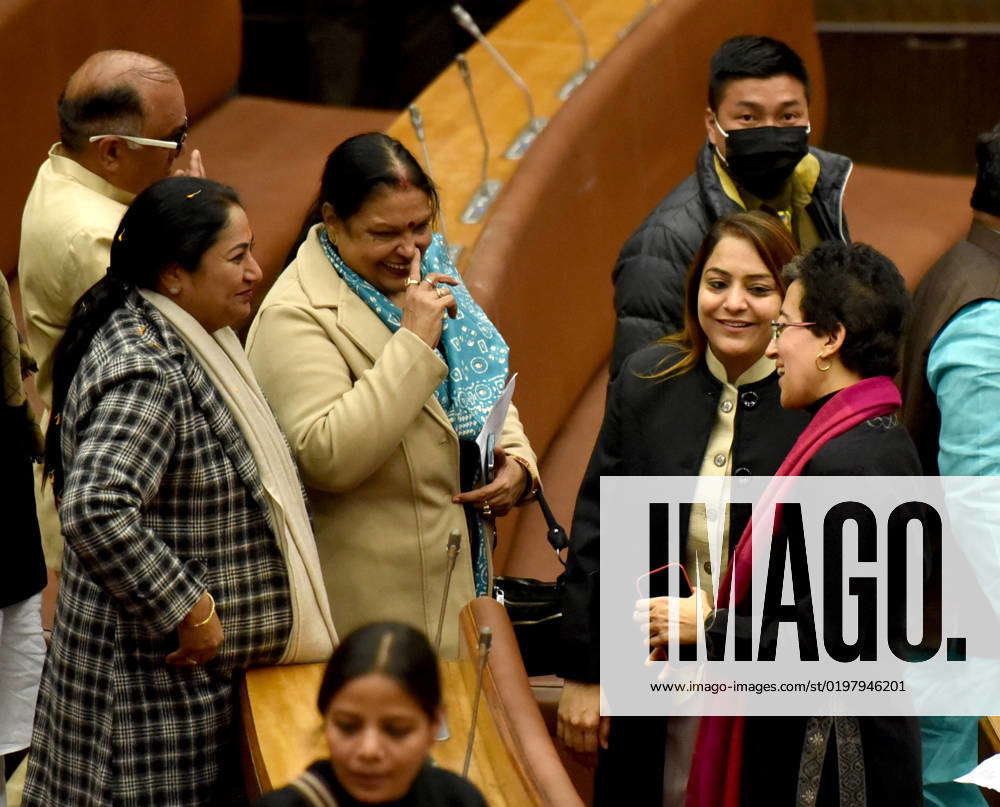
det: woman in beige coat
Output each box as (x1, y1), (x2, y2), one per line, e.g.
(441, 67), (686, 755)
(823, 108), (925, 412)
(247, 134), (538, 657)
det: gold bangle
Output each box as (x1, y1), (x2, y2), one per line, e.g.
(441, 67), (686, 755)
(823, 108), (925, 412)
(187, 592), (215, 628)
(508, 454), (539, 503)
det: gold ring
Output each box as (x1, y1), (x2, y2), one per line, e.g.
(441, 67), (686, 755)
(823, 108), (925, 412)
(482, 500), (492, 517)
(421, 277), (435, 287)
(186, 657), (199, 666)
(405, 278), (420, 286)
(435, 287), (446, 298)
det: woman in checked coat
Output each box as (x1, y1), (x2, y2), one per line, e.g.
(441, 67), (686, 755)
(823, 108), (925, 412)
(23, 177), (334, 806)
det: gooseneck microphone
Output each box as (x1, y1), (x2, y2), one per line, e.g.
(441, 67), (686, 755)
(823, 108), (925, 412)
(554, 0), (597, 100)
(408, 104), (444, 240)
(451, 4), (547, 159)
(454, 55), (502, 224)
(433, 529), (462, 742)
(408, 104), (464, 263)
(434, 529), (463, 653)
(463, 625), (493, 777)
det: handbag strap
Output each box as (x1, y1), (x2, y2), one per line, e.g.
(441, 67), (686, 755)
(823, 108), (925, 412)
(536, 488), (569, 555)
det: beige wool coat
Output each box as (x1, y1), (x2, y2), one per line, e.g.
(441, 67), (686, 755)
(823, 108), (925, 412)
(246, 227), (537, 657)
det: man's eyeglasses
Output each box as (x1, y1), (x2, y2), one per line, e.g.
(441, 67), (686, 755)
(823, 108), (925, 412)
(770, 320), (815, 340)
(89, 120), (189, 157)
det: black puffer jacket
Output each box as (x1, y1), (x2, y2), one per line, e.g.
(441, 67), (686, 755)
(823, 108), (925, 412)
(610, 143), (853, 379)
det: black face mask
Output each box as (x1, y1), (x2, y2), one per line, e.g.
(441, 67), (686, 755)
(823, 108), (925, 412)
(715, 123), (810, 200)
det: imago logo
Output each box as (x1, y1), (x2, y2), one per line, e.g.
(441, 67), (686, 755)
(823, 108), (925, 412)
(598, 476), (1000, 717)
(649, 500), (961, 664)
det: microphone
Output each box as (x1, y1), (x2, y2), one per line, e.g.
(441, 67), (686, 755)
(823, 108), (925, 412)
(408, 104), (464, 264)
(451, 4), (547, 160)
(454, 55), (502, 225)
(434, 529), (463, 653)
(618, 0), (656, 40)
(462, 625), (493, 777)
(554, 0), (597, 100)
(433, 529), (462, 743)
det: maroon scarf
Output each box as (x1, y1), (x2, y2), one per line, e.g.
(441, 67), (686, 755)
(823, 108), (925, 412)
(685, 376), (902, 807)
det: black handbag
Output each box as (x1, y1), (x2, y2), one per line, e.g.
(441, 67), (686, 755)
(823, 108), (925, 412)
(493, 489), (568, 677)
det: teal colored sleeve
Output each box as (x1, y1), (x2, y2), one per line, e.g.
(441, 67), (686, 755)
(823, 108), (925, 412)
(927, 299), (1000, 476)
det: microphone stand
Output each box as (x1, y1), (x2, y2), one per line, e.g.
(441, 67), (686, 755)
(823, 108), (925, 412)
(434, 530), (462, 742)
(555, 0), (597, 100)
(451, 4), (547, 160)
(455, 55), (502, 224)
(463, 626), (493, 777)
(408, 104), (464, 264)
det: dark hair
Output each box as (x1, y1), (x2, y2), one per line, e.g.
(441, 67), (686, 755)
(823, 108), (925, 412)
(648, 211), (798, 380)
(971, 121), (1000, 217)
(44, 176), (241, 495)
(317, 622), (441, 721)
(782, 241), (910, 378)
(58, 85), (144, 152)
(708, 36), (811, 112)
(289, 133), (438, 262)
(321, 133), (438, 222)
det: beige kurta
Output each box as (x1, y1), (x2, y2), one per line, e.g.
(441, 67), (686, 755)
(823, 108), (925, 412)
(246, 226), (537, 658)
(18, 144), (134, 569)
(20, 144), (134, 407)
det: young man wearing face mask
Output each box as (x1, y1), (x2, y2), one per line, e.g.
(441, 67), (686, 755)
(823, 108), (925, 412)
(610, 35), (852, 379)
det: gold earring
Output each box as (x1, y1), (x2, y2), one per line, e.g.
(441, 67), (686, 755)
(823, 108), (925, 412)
(815, 353), (833, 372)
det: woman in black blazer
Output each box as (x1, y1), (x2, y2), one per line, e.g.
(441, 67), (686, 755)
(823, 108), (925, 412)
(557, 212), (810, 805)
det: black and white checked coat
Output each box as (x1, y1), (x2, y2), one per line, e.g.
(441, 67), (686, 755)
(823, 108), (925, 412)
(23, 292), (293, 806)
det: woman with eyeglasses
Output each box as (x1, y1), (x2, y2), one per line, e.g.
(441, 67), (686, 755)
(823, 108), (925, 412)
(557, 211), (809, 805)
(686, 241), (922, 805)
(246, 133), (538, 660)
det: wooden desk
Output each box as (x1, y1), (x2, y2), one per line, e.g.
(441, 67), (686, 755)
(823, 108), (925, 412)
(242, 660), (534, 805)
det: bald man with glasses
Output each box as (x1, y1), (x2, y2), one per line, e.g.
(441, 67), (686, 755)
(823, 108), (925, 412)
(18, 50), (204, 570)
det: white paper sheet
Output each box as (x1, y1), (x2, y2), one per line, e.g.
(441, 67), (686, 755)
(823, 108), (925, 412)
(955, 753), (1000, 792)
(475, 373), (517, 479)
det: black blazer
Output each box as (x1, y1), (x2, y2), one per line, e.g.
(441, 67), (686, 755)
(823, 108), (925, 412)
(558, 344), (810, 684)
